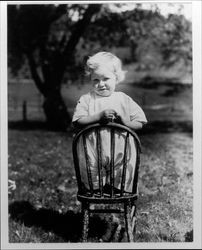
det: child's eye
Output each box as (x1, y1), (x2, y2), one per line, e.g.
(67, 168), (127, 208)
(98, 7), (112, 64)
(104, 78), (109, 81)
(93, 79), (99, 84)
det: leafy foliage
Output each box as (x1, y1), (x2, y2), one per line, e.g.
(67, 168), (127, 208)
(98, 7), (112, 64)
(124, 7), (192, 67)
(8, 3), (192, 78)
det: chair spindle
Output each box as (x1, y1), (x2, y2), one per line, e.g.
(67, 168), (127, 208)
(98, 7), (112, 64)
(96, 129), (103, 197)
(83, 134), (94, 195)
(121, 132), (129, 196)
(132, 143), (140, 194)
(110, 128), (115, 197)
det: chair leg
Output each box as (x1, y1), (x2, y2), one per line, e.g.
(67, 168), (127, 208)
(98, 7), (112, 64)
(81, 203), (89, 242)
(131, 204), (137, 238)
(124, 202), (135, 242)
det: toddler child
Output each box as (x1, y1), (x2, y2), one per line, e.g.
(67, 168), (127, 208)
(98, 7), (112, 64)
(72, 52), (147, 192)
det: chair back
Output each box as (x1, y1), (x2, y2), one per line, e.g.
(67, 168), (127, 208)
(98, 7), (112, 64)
(72, 123), (141, 200)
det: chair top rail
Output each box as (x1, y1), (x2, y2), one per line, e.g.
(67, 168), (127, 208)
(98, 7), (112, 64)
(72, 122), (141, 150)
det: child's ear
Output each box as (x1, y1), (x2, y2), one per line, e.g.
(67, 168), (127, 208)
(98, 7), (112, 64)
(115, 73), (119, 84)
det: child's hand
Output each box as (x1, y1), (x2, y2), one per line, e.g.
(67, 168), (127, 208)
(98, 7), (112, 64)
(114, 113), (129, 126)
(100, 109), (117, 123)
(114, 113), (143, 130)
(114, 113), (124, 124)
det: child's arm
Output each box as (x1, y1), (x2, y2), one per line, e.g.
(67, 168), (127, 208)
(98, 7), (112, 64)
(73, 113), (100, 127)
(73, 109), (117, 128)
(115, 114), (143, 130)
(120, 119), (143, 130)
(114, 95), (147, 130)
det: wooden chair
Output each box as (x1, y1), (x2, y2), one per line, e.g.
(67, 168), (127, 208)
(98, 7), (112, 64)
(72, 123), (141, 242)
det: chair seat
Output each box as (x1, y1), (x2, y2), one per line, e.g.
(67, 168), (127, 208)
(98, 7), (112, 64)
(78, 192), (138, 205)
(77, 193), (138, 203)
(77, 183), (137, 203)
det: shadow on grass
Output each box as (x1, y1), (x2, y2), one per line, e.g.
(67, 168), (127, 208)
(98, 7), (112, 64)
(184, 230), (193, 242)
(8, 120), (193, 134)
(9, 201), (108, 242)
(8, 121), (59, 131)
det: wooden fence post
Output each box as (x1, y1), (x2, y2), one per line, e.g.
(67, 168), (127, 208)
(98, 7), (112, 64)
(23, 100), (27, 123)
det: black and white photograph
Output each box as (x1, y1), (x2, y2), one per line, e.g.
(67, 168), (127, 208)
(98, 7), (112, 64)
(1, 0), (201, 249)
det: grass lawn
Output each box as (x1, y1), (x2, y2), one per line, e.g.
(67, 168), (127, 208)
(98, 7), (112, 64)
(8, 127), (193, 242)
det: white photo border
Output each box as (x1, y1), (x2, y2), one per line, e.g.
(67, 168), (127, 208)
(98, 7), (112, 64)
(1, 1), (201, 249)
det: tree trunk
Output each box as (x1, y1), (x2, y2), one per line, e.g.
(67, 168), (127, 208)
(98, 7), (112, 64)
(26, 4), (102, 130)
(27, 51), (71, 130)
(42, 89), (71, 131)
(130, 40), (138, 62)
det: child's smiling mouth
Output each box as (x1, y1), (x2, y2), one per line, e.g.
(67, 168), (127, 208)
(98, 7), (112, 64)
(98, 88), (107, 91)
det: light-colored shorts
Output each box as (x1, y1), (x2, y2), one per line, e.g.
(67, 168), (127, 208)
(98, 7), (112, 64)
(76, 128), (137, 193)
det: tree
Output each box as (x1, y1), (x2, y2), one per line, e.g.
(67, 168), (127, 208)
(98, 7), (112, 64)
(81, 3), (191, 69)
(124, 4), (192, 68)
(8, 4), (102, 130)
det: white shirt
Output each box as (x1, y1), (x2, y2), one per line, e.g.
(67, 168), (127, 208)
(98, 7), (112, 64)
(72, 91), (147, 124)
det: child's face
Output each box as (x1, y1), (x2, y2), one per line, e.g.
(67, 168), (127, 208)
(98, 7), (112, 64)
(91, 66), (117, 97)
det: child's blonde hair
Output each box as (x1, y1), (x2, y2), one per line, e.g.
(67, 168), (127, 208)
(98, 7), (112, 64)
(85, 52), (126, 83)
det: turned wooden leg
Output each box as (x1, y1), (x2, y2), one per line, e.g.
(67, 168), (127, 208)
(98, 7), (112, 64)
(124, 202), (134, 242)
(81, 202), (89, 242)
(131, 204), (137, 239)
